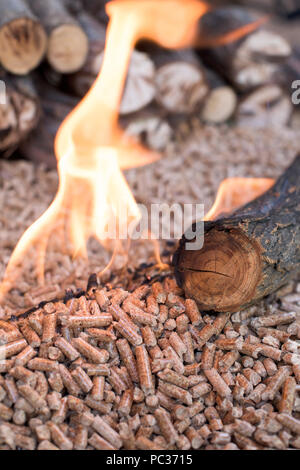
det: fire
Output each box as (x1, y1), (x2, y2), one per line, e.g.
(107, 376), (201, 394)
(205, 177), (275, 221)
(0, 0), (264, 301)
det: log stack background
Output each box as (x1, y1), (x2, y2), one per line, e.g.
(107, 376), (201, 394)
(0, 0), (298, 167)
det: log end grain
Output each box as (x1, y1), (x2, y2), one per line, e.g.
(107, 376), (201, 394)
(47, 24), (88, 74)
(173, 227), (262, 312)
(0, 18), (47, 75)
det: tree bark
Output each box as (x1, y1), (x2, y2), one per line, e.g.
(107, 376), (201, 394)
(0, 0), (47, 75)
(172, 155), (300, 312)
(30, 0), (88, 73)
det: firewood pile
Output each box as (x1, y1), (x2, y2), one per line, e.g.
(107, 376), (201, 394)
(0, 0), (299, 167)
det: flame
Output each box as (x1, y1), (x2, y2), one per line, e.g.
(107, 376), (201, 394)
(205, 177), (275, 221)
(0, 0), (264, 301)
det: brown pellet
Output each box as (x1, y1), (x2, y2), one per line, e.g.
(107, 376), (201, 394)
(113, 320), (143, 347)
(136, 345), (154, 396)
(42, 314), (57, 343)
(154, 407), (178, 444)
(185, 299), (202, 325)
(0, 339), (27, 360)
(261, 366), (291, 401)
(118, 389), (133, 416)
(71, 337), (109, 364)
(204, 369), (232, 398)
(54, 337), (80, 361)
(48, 422), (73, 450)
(279, 377), (296, 414)
(92, 415), (122, 449)
(158, 380), (192, 406)
(19, 322), (41, 348)
(58, 364), (81, 396)
(61, 314), (112, 328)
(185, 427), (203, 449)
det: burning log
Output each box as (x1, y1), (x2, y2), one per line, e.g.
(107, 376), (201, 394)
(198, 6), (292, 91)
(236, 84), (293, 128)
(173, 155), (300, 313)
(0, 0), (47, 75)
(66, 12), (156, 115)
(0, 73), (40, 158)
(30, 0), (89, 73)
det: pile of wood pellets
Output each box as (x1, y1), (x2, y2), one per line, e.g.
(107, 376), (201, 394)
(0, 274), (300, 450)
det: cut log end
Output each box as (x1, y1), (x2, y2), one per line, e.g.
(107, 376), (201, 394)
(47, 24), (89, 73)
(155, 62), (208, 114)
(0, 18), (47, 75)
(201, 86), (237, 123)
(174, 227), (262, 313)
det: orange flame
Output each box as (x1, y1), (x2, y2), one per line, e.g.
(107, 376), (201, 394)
(205, 177), (275, 221)
(0, 0), (264, 301)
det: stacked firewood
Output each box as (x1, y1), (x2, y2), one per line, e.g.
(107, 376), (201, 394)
(0, 0), (299, 167)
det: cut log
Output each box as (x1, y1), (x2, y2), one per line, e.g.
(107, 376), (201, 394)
(201, 86), (237, 124)
(0, 0), (47, 75)
(198, 6), (291, 91)
(236, 84), (293, 128)
(30, 0), (89, 73)
(152, 49), (209, 114)
(172, 155), (300, 312)
(0, 73), (40, 158)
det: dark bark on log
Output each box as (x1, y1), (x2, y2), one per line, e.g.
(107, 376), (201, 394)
(0, 0), (47, 75)
(173, 155), (300, 312)
(0, 72), (40, 158)
(30, 0), (88, 73)
(197, 6), (291, 91)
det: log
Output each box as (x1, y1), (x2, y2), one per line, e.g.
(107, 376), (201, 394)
(0, 0), (47, 75)
(201, 68), (237, 123)
(30, 0), (89, 73)
(152, 49), (209, 114)
(66, 12), (156, 115)
(236, 84), (292, 128)
(0, 72), (40, 158)
(172, 155), (300, 312)
(197, 6), (292, 91)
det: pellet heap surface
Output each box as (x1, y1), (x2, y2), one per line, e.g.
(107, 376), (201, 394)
(0, 122), (300, 450)
(0, 274), (300, 450)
